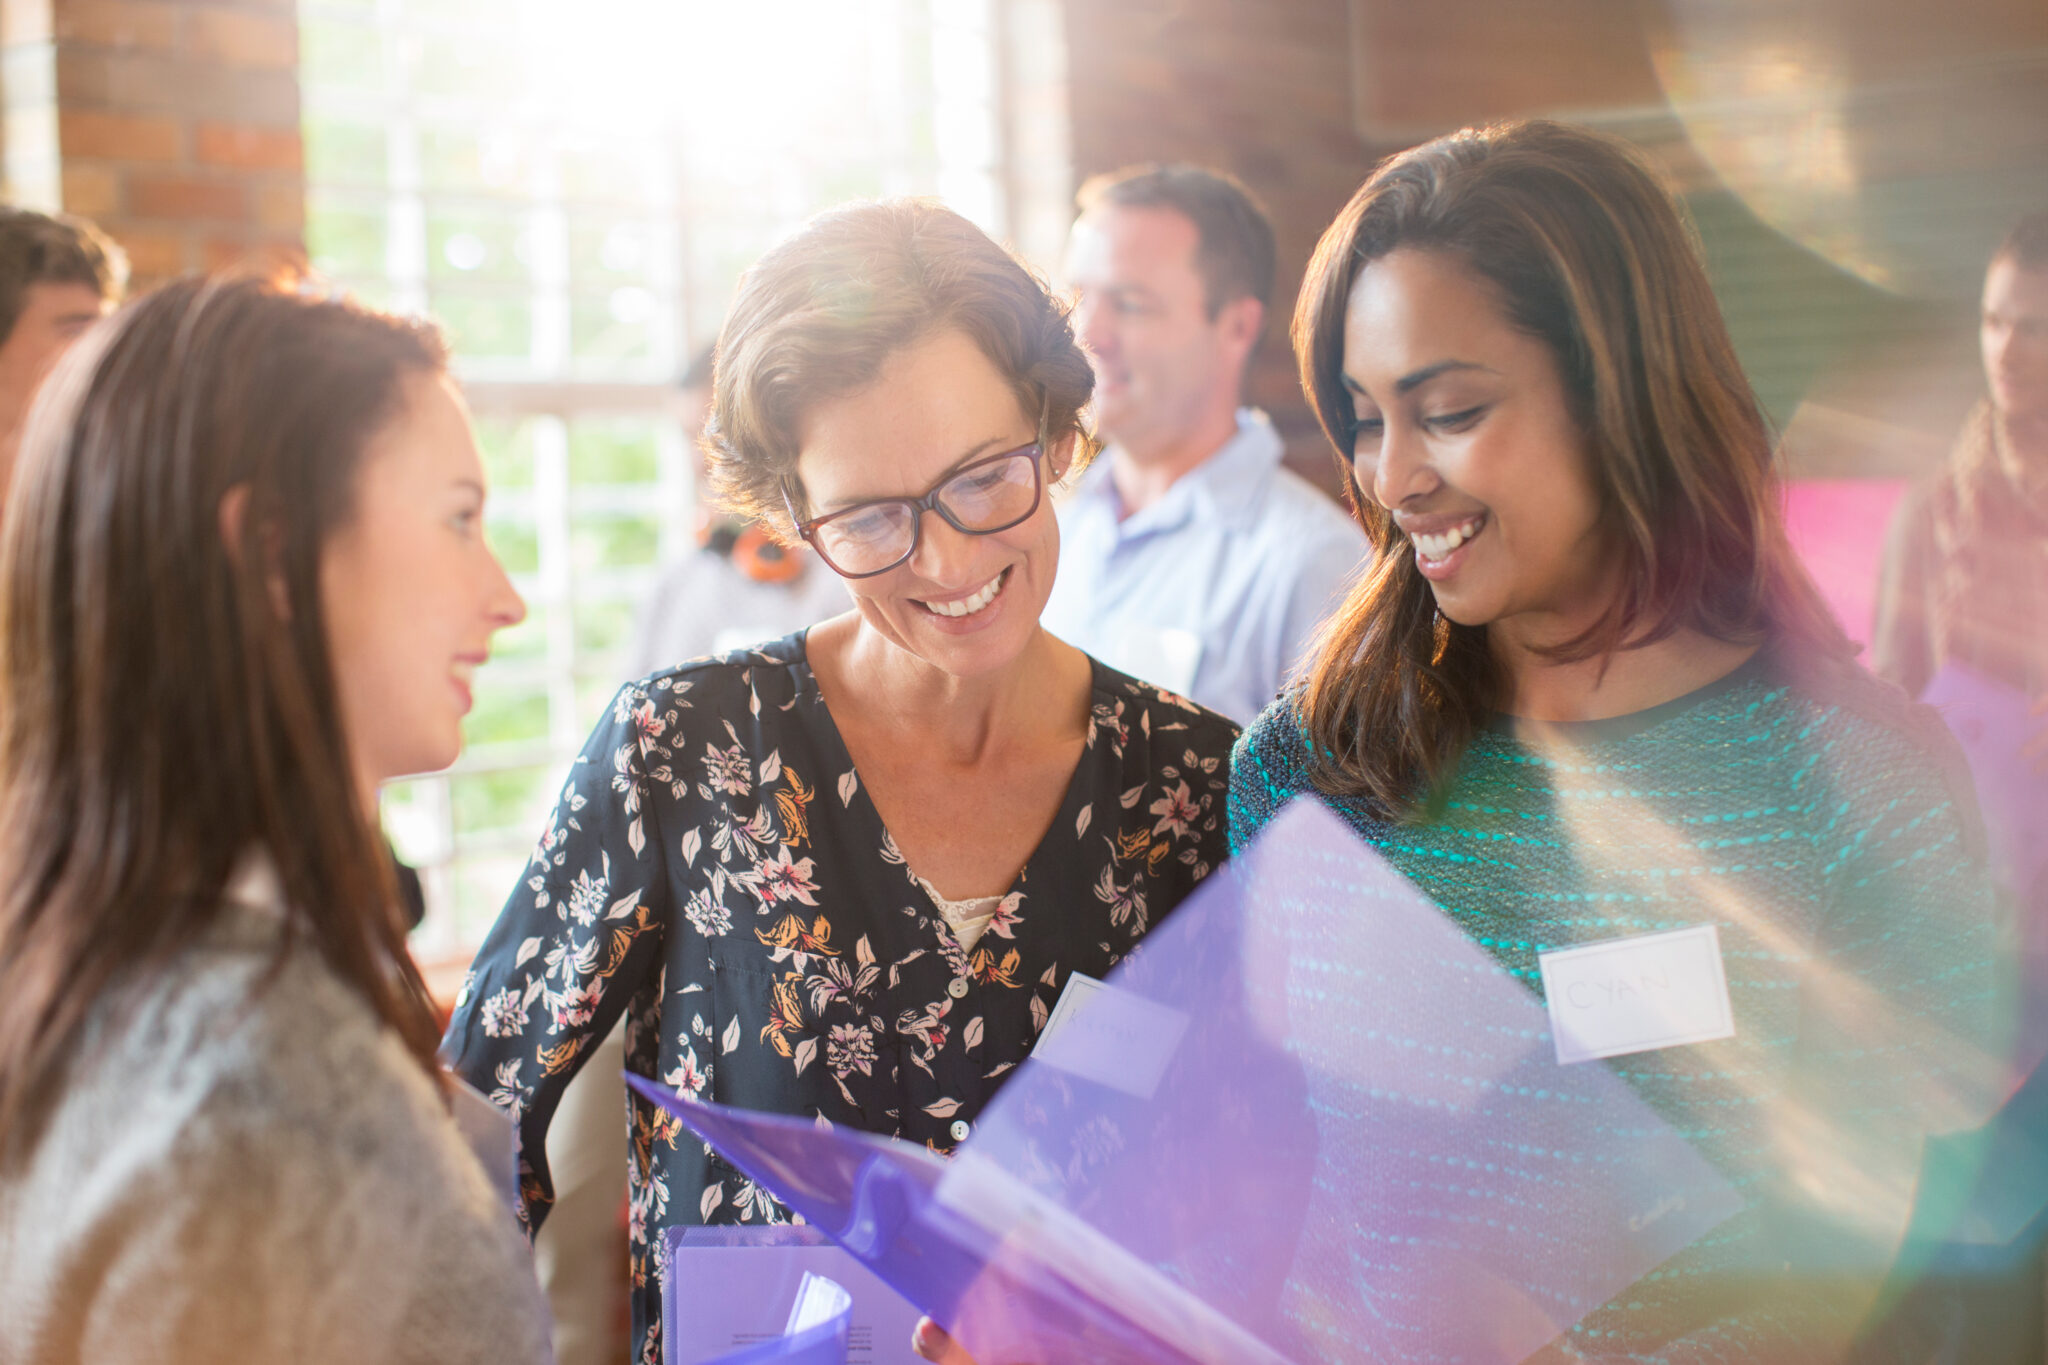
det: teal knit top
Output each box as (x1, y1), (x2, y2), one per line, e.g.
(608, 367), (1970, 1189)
(1230, 651), (2004, 1361)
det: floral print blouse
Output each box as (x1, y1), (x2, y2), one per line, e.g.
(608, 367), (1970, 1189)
(444, 632), (1239, 1365)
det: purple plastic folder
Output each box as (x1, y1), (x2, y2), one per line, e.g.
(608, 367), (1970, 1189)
(1919, 660), (2048, 906)
(628, 797), (1743, 1364)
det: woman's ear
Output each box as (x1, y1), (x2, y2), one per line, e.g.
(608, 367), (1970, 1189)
(1046, 429), (1079, 485)
(217, 483), (292, 620)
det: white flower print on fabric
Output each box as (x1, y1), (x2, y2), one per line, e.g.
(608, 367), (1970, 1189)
(682, 885), (732, 938)
(479, 986), (527, 1038)
(1149, 780), (1201, 839)
(664, 1046), (708, 1099)
(443, 638), (1238, 1365)
(703, 739), (753, 797)
(755, 845), (821, 907)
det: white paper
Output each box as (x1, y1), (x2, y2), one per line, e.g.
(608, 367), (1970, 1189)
(665, 1229), (922, 1365)
(1539, 925), (1735, 1065)
(783, 1271), (853, 1334)
(1031, 972), (1189, 1099)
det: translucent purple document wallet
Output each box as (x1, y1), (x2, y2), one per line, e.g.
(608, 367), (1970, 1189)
(1920, 660), (2048, 904)
(629, 797), (1744, 1363)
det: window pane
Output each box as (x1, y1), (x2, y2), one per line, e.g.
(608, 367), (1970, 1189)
(571, 513), (660, 573)
(427, 207), (533, 285)
(306, 199), (384, 278)
(475, 416), (537, 487)
(486, 517), (539, 575)
(431, 291), (532, 359)
(304, 116), (386, 188)
(300, 18), (382, 90)
(569, 420), (659, 484)
(569, 220), (658, 286)
(410, 30), (520, 101)
(559, 141), (660, 204)
(449, 765), (555, 839)
(420, 127), (535, 198)
(462, 682), (550, 749)
(489, 607), (550, 663)
(575, 597), (639, 655)
(570, 291), (658, 364)
(451, 852), (533, 946)
(381, 777), (445, 866)
(303, 0), (1008, 951)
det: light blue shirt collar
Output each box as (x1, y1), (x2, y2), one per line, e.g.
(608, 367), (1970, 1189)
(1072, 409), (1284, 540)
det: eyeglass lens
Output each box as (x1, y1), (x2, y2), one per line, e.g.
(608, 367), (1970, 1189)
(809, 448), (1040, 576)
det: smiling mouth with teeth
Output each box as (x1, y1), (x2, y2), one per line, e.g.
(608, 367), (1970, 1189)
(1411, 516), (1485, 562)
(920, 568), (1007, 618)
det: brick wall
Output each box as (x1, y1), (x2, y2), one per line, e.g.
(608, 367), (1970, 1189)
(1, 0), (305, 291)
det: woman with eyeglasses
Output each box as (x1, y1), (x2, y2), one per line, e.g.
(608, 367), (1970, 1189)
(1230, 121), (2004, 1358)
(445, 199), (1239, 1365)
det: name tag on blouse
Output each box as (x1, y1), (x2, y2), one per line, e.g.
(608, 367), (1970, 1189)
(1538, 925), (1735, 1065)
(1033, 972), (1190, 1100)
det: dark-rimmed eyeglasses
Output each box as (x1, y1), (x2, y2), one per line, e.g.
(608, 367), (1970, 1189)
(784, 439), (1049, 579)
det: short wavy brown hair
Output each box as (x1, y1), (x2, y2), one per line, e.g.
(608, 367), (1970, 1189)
(706, 199), (1097, 539)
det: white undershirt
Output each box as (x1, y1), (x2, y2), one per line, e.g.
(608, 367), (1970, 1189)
(912, 874), (1002, 954)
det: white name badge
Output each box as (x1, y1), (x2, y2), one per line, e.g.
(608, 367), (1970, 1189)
(1538, 925), (1735, 1065)
(1032, 971), (1190, 1100)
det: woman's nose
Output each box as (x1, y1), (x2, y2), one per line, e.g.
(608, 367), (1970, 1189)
(1371, 420), (1437, 511)
(905, 510), (982, 586)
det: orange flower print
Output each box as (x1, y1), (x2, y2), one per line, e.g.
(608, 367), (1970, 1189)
(756, 912), (838, 959)
(759, 975), (806, 1058)
(1114, 827), (1152, 863)
(969, 944), (1023, 988)
(775, 768), (814, 846)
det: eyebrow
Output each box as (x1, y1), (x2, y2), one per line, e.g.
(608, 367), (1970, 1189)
(815, 434), (1023, 513)
(1343, 359), (1499, 400)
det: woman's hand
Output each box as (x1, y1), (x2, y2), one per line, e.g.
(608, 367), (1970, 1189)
(912, 1318), (979, 1364)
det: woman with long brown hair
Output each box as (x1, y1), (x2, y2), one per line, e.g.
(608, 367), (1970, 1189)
(1231, 121), (2004, 1358)
(0, 275), (543, 1362)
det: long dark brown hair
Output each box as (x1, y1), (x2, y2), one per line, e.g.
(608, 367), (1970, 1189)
(0, 274), (450, 1146)
(1292, 120), (1851, 820)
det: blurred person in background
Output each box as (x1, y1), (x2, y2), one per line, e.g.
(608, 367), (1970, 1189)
(445, 199), (1239, 1365)
(0, 208), (124, 499)
(626, 343), (847, 677)
(1043, 165), (1363, 724)
(0, 275), (542, 1363)
(1874, 212), (2048, 709)
(1232, 120), (2003, 1362)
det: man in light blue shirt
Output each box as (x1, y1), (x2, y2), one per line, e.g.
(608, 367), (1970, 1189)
(1043, 165), (1364, 724)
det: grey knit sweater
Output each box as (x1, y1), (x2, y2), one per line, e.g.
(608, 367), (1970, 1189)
(0, 866), (553, 1365)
